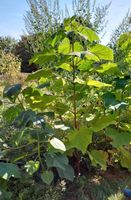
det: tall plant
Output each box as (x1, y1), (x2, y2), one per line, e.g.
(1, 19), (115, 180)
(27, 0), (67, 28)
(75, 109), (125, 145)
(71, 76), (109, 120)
(1, 18), (131, 196)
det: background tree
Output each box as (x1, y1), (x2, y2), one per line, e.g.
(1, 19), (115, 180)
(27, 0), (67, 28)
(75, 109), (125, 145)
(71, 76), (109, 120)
(24, 0), (62, 34)
(25, 0), (111, 35)
(72, 0), (111, 34)
(0, 36), (16, 53)
(109, 10), (131, 49)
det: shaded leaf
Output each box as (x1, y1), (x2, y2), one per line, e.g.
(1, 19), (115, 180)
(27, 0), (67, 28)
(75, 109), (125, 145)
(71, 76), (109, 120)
(120, 148), (131, 170)
(3, 84), (21, 101)
(88, 150), (108, 170)
(105, 128), (131, 147)
(57, 164), (75, 181)
(102, 92), (117, 107)
(46, 153), (68, 170)
(41, 171), (54, 185)
(91, 115), (116, 132)
(0, 163), (21, 180)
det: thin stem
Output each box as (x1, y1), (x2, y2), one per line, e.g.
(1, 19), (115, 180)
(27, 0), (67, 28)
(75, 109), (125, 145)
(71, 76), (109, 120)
(17, 95), (25, 111)
(71, 41), (77, 129)
(37, 133), (44, 168)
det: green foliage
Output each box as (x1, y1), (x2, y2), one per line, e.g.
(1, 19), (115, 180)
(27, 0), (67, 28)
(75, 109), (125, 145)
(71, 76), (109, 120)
(0, 17), (131, 197)
(22, 0), (111, 72)
(67, 127), (93, 154)
(25, 160), (39, 175)
(88, 150), (108, 170)
(0, 163), (21, 180)
(41, 171), (54, 185)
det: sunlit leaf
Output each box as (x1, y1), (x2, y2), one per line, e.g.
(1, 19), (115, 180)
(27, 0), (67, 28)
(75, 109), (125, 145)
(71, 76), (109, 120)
(58, 38), (70, 54)
(67, 127), (93, 154)
(26, 69), (52, 81)
(56, 63), (72, 72)
(50, 137), (66, 152)
(30, 50), (56, 65)
(77, 26), (99, 42)
(74, 42), (84, 51)
(25, 161), (39, 175)
(96, 63), (117, 73)
(90, 44), (113, 61)
(87, 80), (112, 88)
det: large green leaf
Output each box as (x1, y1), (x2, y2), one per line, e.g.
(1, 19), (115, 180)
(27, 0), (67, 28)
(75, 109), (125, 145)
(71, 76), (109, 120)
(105, 128), (131, 147)
(14, 110), (36, 128)
(78, 60), (93, 71)
(57, 164), (75, 181)
(87, 80), (112, 88)
(52, 30), (66, 47)
(88, 150), (108, 170)
(29, 95), (56, 110)
(102, 92), (117, 107)
(46, 153), (69, 170)
(96, 62), (117, 73)
(50, 137), (66, 152)
(53, 102), (69, 115)
(74, 42), (84, 51)
(3, 84), (21, 101)
(31, 95), (56, 105)
(41, 171), (54, 185)
(77, 26), (99, 42)
(91, 115), (116, 132)
(120, 148), (131, 170)
(67, 127), (93, 154)
(58, 38), (70, 54)
(56, 63), (72, 72)
(3, 105), (22, 123)
(0, 163), (21, 180)
(90, 44), (114, 61)
(26, 69), (52, 81)
(30, 50), (56, 65)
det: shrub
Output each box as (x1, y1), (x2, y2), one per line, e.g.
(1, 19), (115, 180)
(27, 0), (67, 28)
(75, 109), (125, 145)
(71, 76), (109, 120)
(0, 50), (21, 75)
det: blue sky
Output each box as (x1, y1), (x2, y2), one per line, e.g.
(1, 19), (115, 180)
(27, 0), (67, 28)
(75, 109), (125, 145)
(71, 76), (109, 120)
(0, 0), (130, 44)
